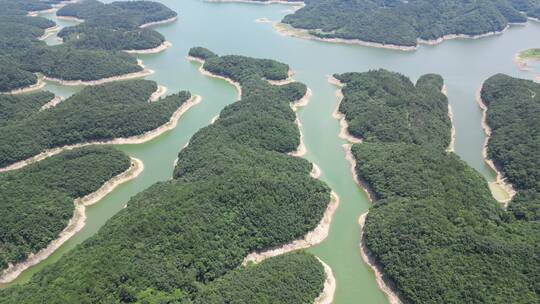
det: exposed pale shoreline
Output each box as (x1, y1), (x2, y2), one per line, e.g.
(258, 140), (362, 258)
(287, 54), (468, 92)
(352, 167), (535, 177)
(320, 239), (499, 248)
(0, 95), (202, 173)
(149, 85), (168, 102)
(0, 157), (143, 284)
(187, 56), (243, 100)
(140, 16), (178, 28)
(441, 85), (456, 153)
(1, 77), (45, 95)
(124, 41), (172, 54)
(44, 60), (154, 86)
(475, 88), (517, 207)
(314, 258), (336, 304)
(40, 95), (64, 111)
(288, 88), (312, 157)
(56, 15), (84, 22)
(255, 17), (272, 23)
(207, 0), (305, 6)
(514, 49), (540, 72)
(328, 76), (363, 143)
(273, 22), (515, 51)
(39, 25), (60, 40)
(358, 213), (402, 304)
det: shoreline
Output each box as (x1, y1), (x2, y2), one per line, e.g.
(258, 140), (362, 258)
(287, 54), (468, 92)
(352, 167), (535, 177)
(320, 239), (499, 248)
(56, 15), (84, 22)
(40, 95), (64, 111)
(39, 25), (60, 40)
(207, 0), (305, 6)
(0, 95), (202, 172)
(475, 88), (517, 207)
(288, 88), (312, 157)
(358, 213), (402, 304)
(140, 16), (178, 28)
(0, 157), (144, 284)
(149, 85), (168, 102)
(243, 191), (339, 265)
(124, 41), (172, 54)
(442, 85), (456, 153)
(1, 77), (46, 95)
(314, 258), (336, 304)
(44, 59), (154, 86)
(328, 76), (363, 143)
(273, 22), (515, 51)
(514, 49), (540, 72)
(187, 56), (243, 99)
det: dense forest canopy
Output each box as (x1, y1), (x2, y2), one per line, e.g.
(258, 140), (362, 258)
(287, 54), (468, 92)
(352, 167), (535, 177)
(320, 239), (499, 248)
(336, 70), (540, 303)
(0, 0), (175, 91)
(335, 70), (451, 149)
(0, 50), (329, 303)
(0, 91), (54, 126)
(282, 0), (540, 46)
(481, 74), (539, 193)
(56, 0), (177, 51)
(0, 79), (191, 168)
(0, 146), (130, 273)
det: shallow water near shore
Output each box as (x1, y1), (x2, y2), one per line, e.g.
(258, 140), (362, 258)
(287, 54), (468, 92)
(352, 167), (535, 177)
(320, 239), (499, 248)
(3, 1), (540, 303)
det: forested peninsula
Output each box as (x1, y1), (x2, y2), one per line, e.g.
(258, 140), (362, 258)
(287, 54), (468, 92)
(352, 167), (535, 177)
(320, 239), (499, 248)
(0, 0), (176, 92)
(0, 49), (330, 303)
(279, 0), (540, 48)
(335, 70), (540, 303)
(0, 79), (192, 169)
(0, 146), (131, 281)
(56, 0), (177, 51)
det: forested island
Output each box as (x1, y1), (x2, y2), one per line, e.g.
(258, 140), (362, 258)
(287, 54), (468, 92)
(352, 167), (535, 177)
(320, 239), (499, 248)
(0, 146), (130, 279)
(56, 0), (177, 51)
(335, 70), (540, 303)
(0, 49), (330, 303)
(279, 0), (540, 47)
(0, 79), (191, 168)
(0, 0), (177, 92)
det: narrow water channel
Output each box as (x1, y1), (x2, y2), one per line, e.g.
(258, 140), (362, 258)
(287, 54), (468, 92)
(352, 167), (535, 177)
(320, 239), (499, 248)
(4, 1), (540, 303)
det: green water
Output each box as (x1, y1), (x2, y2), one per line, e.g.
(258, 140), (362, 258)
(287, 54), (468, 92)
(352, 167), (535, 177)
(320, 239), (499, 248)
(4, 1), (540, 303)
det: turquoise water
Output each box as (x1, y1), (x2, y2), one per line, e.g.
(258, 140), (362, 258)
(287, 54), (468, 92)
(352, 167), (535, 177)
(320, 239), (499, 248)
(4, 2), (540, 303)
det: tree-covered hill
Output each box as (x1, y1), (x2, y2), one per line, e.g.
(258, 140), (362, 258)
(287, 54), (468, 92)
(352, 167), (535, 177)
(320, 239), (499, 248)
(0, 91), (54, 127)
(0, 146), (130, 274)
(0, 79), (191, 168)
(282, 0), (540, 47)
(56, 0), (176, 51)
(481, 74), (540, 193)
(0, 50), (329, 303)
(336, 70), (540, 303)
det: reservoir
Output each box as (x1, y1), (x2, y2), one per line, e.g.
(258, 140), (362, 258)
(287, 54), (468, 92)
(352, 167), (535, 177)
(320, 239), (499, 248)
(4, 1), (539, 303)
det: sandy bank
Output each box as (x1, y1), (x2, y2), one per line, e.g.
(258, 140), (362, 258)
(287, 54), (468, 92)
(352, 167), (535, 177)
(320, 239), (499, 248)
(124, 41), (172, 54)
(314, 258), (336, 304)
(0, 157), (143, 283)
(140, 16), (178, 28)
(44, 60), (153, 86)
(441, 85), (456, 153)
(514, 49), (540, 72)
(40, 95), (64, 111)
(288, 88), (312, 157)
(39, 25), (60, 40)
(358, 213), (402, 304)
(475, 88), (517, 207)
(56, 15), (84, 22)
(187, 56), (243, 100)
(149, 85), (168, 102)
(417, 25), (510, 46)
(207, 0), (305, 6)
(329, 76), (363, 144)
(0, 95), (201, 172)
(310, 163), (321, 179)
(243, 191), (339, 265)
(27, 8), (56, 16)
(2, 77), (46, 95)
(211, 114), (220, 124)
(266, 69), (295, 85)
(255, 17), (273, 23)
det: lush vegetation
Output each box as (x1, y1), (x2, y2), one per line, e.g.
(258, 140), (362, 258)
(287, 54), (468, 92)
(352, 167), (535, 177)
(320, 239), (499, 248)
(56, 0), (176, 51)
(0, 91), (53, 126)
(0, 0), (154, 89)
(519, 48), (540, 59)
(336, 70), (451, 149)
(0, 50), (328, 303)
(0, 79), (191, 167)
(0, 146), (130, 273)
(481, 74), (539, 192)
(282, 0), (540, 46)
(337, 70), (540, 303)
